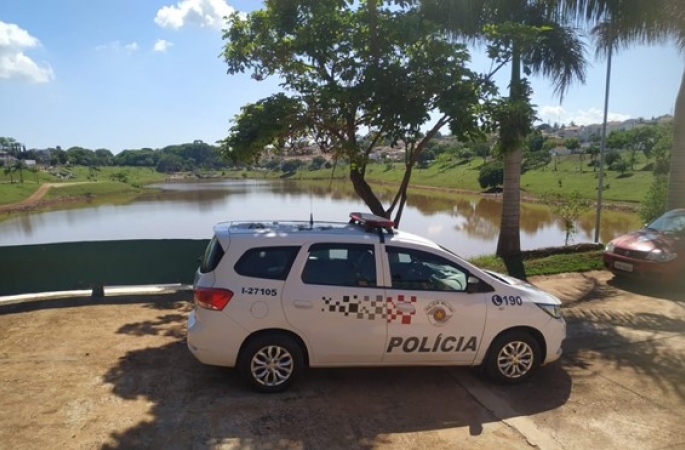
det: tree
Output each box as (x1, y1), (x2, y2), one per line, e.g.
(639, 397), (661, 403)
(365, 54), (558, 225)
(66, 147), (95, 166)
(541, 190), (591, 245)
(478, 160), (504, 189)
(13, 160), (25, 183)
(422, 0), (588, 274)
(564, 136), (581, 152)
(50, 148), (68, 166)
(562, 0), (685, 210)
(220, 0), (489, 225)
(0, 137), (22, 156)
(586, 143), (600, 171)
(28, 166), (39, 183)
(605, 149), (621, 166)
(281, 159), (304, 174)
(640, 175), (668, 223)
(94, 149), (114, 166)
(309, 156), (327, 171)
(3, 165), (14, 183)
(610, 158), (629, 176)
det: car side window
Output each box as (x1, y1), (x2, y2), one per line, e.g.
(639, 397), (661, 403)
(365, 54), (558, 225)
(302, 243), (376, 287)
(387, 246), (468, 292)
(234, 246), (300, 280)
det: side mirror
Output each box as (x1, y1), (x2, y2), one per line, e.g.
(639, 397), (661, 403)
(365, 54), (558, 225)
(466, 276), (480, 294)
(466, 275), (495, 294)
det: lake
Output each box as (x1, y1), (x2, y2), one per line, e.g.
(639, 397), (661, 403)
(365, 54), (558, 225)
(0, 179), (641, 258)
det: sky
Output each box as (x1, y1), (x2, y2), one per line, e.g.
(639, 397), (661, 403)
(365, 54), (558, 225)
(1, 0), (683, 154)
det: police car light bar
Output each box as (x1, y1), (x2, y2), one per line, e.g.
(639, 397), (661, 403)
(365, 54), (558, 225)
(349, 212), (395, 229)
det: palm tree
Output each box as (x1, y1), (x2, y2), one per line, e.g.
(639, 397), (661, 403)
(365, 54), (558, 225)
(422, 0), (587, 274)
(561, 0), (685, 210)
(3, 165), (14, 183)
(13, 160), (25, 183)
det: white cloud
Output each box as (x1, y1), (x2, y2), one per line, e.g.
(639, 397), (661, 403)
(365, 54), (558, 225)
(538, 105), (631, 126)
(96, 40), (139, 54)
(124, 42), (139, 53)
(153, 39), (174, 52)
(155, 0), (238, 29)
(0, 21), (54, 83)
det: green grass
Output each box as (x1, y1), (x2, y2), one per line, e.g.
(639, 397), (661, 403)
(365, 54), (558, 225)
(44, 182), (147, 199)
(0, 182), (44, 204)
(0, 166), (167, 206)
(243, 152), (655, 205)
(469, 250), (606, 277)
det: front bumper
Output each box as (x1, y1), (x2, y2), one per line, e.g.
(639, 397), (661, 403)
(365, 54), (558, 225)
(603, 252), (682, 283)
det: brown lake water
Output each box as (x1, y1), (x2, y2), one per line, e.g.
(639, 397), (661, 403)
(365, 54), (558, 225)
(0, 179), (641, 258)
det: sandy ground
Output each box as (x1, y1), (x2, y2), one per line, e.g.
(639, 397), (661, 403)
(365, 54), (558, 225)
(0, 271), (684, 450)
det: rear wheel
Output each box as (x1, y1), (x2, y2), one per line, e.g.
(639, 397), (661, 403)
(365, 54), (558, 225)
(238, 334), (304, 393)
(485, 331), (541, 384)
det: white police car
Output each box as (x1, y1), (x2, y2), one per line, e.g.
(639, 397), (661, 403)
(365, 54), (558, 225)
(187, 213), (565, 392)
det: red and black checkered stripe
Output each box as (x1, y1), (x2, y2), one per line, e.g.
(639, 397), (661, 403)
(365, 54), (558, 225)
(321, 294), (416, 324)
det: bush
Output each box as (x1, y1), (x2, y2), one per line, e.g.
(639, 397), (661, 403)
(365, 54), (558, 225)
(478, 161), (504, 189)
(605, 150), (621, 166)
(640, 176), (668, 224)
(610, 159), (629, 175)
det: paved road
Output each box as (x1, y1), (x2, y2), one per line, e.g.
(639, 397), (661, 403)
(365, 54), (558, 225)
(0, 271), (683, 449)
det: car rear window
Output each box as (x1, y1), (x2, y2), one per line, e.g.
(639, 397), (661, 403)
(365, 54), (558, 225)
(235, 246), (300, 280)
(302, 243), (376, 287)
(200, 235), (225, 274)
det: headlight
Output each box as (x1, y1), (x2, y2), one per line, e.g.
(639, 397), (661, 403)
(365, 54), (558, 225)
(536, 303), (562, 319)
(605, 242), (615, 253)
(645, 249), (677, 262)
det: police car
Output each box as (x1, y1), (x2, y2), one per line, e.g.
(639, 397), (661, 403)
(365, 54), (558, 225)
(187, 212), (566, 393)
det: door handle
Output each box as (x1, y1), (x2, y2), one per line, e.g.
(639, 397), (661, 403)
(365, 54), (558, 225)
(293, 300), (313, 309)
(396, 302), (416, 314)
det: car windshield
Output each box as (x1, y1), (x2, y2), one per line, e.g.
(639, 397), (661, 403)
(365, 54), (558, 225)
(647, 210), (685, 235)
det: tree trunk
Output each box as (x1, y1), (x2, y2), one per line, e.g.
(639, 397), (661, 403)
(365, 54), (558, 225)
(667, 68), (685, 210)
(496, 47), (524, 259)
(349, 168), (387, 217)
(496, 146), (523, 257)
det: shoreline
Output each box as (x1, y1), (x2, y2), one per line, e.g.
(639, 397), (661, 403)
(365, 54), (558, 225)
(0, 175), (640, 219)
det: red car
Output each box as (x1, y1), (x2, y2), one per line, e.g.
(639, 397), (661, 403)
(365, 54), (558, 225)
(603, 209), (685, 283)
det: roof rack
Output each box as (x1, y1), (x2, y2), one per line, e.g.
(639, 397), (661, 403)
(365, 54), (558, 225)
(349, 212), (394, 241)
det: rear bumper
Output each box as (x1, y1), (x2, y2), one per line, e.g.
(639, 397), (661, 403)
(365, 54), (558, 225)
(187, 309), (247, 367)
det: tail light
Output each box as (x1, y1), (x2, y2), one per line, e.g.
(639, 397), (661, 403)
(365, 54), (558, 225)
(194, 288), (233, 311)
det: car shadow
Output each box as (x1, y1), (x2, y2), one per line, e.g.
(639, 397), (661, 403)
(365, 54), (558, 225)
(561, 275), (685, 401)
(606, 276), (685, 302)
(100, 306), (572, 449)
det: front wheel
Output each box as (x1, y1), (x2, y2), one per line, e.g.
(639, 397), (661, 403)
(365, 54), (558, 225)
(485, 331), (541, 384)
(238, 334), (304, 393)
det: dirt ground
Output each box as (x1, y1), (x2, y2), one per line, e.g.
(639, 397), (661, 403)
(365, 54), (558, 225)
(0, 271), (684, 450)
(0, 182), (93, 213)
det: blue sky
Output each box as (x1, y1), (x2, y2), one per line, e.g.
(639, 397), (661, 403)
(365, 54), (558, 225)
(1, 0), (683, 153)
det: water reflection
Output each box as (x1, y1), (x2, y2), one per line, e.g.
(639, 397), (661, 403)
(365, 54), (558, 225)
(0, 179), (641, 257)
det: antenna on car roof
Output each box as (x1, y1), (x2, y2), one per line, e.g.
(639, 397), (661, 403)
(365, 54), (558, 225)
(309, 187), (314, 229)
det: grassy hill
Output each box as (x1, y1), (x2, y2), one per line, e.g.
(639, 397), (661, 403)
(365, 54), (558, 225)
(251, 152), (655, 205)
(0, 151), (655, 209)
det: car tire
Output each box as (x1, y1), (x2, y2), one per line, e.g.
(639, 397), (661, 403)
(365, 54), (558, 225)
(238, 334), (304, 393)
(485, 331), (541, 384)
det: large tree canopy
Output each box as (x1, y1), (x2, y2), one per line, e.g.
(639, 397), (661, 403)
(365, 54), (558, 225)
(220, 0), (493, 224)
